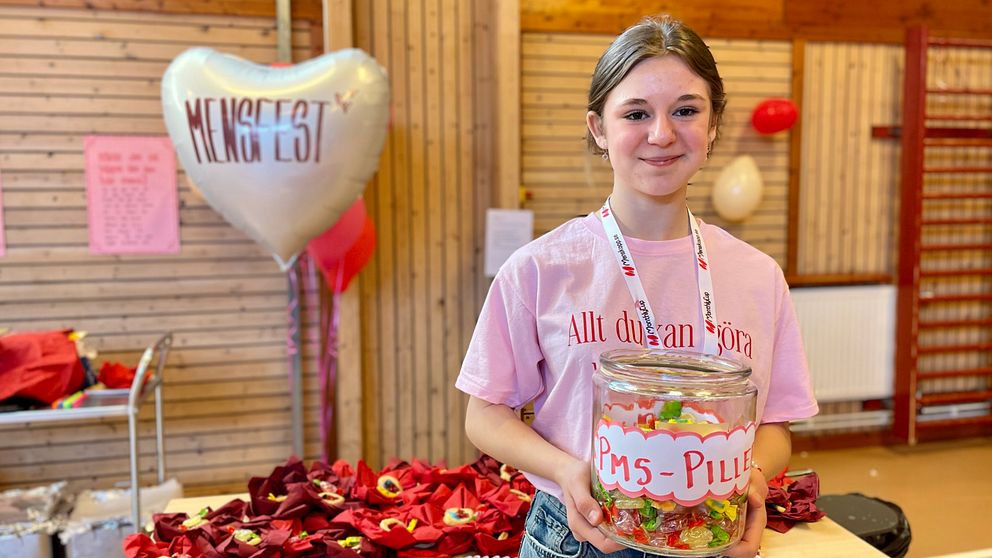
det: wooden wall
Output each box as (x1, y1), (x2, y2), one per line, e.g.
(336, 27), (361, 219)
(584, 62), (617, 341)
(0, 0), (324, 20)
(797, 43), (903, 276)
(522, 32), (793, 266)
(0, 0), (505, 496)
(0, 6), (325, 496)
(520, 0), (991, 281)
(350, 0), (495, 469)
(2, 0), (990, 498)
(517, 3), (989, 444)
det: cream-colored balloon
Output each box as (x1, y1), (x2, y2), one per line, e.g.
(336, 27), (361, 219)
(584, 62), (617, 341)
(161, 48), (390, 270)
(711, 155), (764, 222)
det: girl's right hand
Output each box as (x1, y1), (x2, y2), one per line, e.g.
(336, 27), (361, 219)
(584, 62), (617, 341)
(555, 457), (626, 554)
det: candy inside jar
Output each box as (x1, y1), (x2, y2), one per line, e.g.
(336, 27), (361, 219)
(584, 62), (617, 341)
(591, 350), (757, 557)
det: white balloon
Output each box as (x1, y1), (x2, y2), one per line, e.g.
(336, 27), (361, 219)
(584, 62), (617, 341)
(711, 155), (764, 222)
(161, 47), (390, 270)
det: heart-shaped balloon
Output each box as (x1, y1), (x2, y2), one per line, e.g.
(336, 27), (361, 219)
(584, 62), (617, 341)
(161, 47), (390, 270)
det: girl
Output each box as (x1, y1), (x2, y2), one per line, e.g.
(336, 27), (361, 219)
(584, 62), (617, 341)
(456, 16), (818, 558)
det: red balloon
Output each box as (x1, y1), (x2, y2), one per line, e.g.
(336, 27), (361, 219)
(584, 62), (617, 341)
(306, 197), (367, 270)
(751, 98), (798, 135)
(313, 215), (376, 293)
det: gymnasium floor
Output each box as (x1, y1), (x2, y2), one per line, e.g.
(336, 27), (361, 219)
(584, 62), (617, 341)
(789, 437), (992, 557)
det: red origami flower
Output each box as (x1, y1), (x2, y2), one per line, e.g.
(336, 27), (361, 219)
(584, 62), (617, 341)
(765, 473), (827, 533)
(138, 454), (535, 558)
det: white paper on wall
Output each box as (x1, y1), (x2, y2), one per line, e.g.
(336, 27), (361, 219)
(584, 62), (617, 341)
(484, 209), (533, 278)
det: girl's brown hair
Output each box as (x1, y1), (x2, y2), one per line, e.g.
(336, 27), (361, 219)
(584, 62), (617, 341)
(586, 16), (726, 155)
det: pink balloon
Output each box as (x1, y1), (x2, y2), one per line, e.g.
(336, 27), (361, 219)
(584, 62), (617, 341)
(306, 197), (367, 270)
(751, 98), (798, 135)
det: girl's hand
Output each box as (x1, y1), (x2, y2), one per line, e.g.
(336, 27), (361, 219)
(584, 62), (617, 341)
(554, 457), (625, 554)
(722, 470), (768, 558)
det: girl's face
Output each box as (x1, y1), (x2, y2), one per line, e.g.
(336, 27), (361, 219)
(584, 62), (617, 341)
(587, 55), (717, 201)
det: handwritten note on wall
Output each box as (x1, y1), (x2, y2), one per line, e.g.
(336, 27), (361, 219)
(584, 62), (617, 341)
(85, 136), (179, 254)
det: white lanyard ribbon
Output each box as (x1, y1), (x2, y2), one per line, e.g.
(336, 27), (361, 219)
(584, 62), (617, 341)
(600, 197), (719, 354)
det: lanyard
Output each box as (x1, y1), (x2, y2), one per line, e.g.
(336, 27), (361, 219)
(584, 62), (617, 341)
(600, 197), (719, 354)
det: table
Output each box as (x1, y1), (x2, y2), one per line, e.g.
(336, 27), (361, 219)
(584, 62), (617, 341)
(165, 493), (886, 557)
(761, 518), (887, 557)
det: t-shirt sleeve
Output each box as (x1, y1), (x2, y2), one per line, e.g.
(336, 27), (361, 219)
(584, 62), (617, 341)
(455, 268), (545, 409)
(761, 269), (820, 423)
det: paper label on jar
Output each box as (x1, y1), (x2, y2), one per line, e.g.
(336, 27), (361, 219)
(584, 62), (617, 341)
(594, 419), (756, 506)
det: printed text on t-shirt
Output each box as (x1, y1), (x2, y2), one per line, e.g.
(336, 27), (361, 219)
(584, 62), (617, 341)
(567, 308), (752, 358)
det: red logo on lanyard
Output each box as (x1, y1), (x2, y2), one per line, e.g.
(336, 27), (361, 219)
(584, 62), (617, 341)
(603, 201), (717, 353)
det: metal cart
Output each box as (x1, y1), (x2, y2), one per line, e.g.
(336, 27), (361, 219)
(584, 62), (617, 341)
(0, 332), (173, 531)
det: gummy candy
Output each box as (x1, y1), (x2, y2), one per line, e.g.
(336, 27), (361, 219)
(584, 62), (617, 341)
(592, 406), (750, 556)
(680, 525), (713, 549)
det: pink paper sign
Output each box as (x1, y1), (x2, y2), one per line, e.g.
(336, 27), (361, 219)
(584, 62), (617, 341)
(0, 170), (6, 257)
(85, 135), (179, 254)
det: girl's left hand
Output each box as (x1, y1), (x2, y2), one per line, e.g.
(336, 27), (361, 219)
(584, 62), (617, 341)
(554, 456), (625, 554)
(722, 470), (768, 558)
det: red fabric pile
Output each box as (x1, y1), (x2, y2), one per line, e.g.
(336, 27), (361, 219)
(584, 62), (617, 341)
(123, 455), (534, 558)
(0, 330), (84, 404)
(98, 361), (139, 389)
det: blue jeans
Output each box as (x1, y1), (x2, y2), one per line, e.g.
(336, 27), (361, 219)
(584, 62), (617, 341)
(519, 491), (666, 558)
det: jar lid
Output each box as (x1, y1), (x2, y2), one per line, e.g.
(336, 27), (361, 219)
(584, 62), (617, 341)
(598, 348), (751, 386)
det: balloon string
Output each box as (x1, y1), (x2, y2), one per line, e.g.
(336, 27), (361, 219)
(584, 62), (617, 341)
(319, 262), (345, 463)
(286, 260), (302, 457)
(287, 266), (300, 359)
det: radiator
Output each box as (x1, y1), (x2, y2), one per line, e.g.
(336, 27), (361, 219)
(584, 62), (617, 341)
(790, 285), (896, 402)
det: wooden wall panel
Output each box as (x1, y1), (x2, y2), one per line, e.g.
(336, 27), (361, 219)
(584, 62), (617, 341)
(0, 0), (324, 21)
(351, 0), (492, 469)
(784, 0), (992, 42)
(4, 1), (982, 487)
(797, 43), (903, 276)
(521, 32), (793, 267)
(521, 0), (992, 42)
(0, 6), (323, 497)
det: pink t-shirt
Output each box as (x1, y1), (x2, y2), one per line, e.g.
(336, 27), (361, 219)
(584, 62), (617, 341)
(456, 213), (818, 500)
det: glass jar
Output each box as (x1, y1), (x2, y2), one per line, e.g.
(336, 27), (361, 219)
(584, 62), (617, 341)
(591, 349), (757, 556)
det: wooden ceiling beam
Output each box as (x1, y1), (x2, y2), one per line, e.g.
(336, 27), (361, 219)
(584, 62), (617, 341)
(0, 0), (324, 21)
(521, 0), (992, 42)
